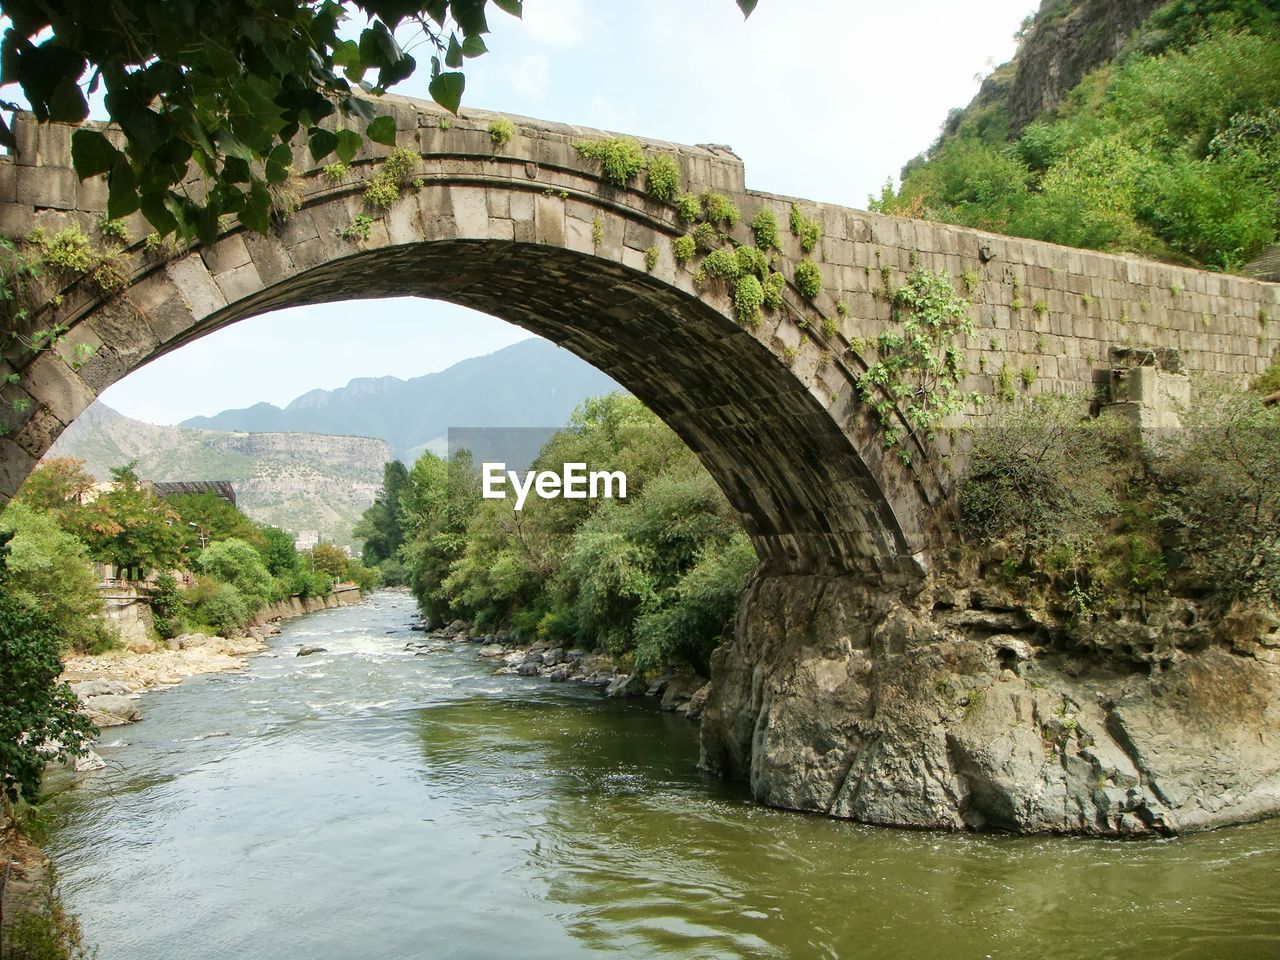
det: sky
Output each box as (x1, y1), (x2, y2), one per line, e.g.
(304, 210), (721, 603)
(99, 0), (1036, 424)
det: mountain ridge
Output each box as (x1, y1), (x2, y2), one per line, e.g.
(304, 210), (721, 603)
(180, 338), (620, 462)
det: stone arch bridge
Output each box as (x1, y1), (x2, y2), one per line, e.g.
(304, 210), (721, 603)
(3, 97), (1279, 834)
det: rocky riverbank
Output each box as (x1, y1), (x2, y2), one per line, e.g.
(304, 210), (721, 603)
(407, 617), (712, 720)
(701, 570), (1280, 837)
(61, 588), (365, 731)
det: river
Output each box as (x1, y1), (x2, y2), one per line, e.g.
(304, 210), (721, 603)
(44, 591), (1280, 959)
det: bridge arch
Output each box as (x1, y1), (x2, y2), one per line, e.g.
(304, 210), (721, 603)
(0, 99), (944, 580)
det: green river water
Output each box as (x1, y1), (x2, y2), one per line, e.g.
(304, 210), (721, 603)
(44, 591), (1280, 959)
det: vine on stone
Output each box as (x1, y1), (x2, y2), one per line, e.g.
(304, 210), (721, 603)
(857, 268), (977, 463)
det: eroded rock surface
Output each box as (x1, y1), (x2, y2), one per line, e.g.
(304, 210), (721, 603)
(701, 573), (1280, 835)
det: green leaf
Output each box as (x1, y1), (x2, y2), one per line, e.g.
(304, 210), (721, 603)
(140, 190), (179, 236)
(736, 0), (758, 15)
(428, 72), (465, 115)
(48, 78), (89, 123)
(445, 35), (464, 69)
(106, 160), (140, 220)
(70, 129), (120, 179)
(461, 34), (489, 58)
(366, 115), (397, 146)
(335, 128), (363, 163)
(309, 127), (338, 161)
(492, 0), (522, 17)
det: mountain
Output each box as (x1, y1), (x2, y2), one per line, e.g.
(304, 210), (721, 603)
(873, 0), (1280, 274)
(48, 403), (391, 548)
(181, 338), (622, 463)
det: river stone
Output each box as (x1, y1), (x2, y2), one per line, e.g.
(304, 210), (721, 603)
(661, 675), (707, 712)
(604, 674), (647, 698)
(548, 666), (570, 682)
(523, 650), (545, 666)
(477, 644), (506, 658)
(73, 749), (107, 772)
(543, 648), (564, 667)
(516, 661), (541, 677)
(71, 679), (133, 699)
(296, 645), (327, 657)
(83, 695), (141, 726)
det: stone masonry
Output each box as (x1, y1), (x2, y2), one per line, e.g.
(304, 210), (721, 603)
(2, 95), (1280, 833)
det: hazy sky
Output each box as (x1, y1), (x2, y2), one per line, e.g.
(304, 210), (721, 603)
(100, 0), (1035, 424)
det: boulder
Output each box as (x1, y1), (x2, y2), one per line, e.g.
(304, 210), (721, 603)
(548, 666), (570, 682)
(660, 675), (707, 712)
(83, 695), (141, 726)
(296, 645), (327, 657)
(604, 674), (648, 698)
(523, 650), (545, 666)
(477, 644), (506, 658)
(73, 750), (107, 772)
(71, 679), (133, 699)
(680, 683), (710, 721)
(542, 647), (564, 667)
(516, 661), (541, 677)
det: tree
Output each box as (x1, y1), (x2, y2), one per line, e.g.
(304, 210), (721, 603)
(354, 460), (410, 566)
(1, 1), (758, 241)
(13, 457), (96, 533)
(197, 537), (274, 609)
(78, 464), (184, 576)
(0, 531), (97, 809)
(0, 502), (114, 653)
(258, 525), (302, 578)
(310, 543), (351, 580)
(166, 492), (265, 557)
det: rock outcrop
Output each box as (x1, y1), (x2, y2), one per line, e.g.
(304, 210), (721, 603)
(700, 572), (1280, 836)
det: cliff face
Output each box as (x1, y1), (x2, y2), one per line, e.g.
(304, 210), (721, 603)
(1005, 0), (1162, 135)
(931, 0), (1162, 149)
(48, 403), (389, 546)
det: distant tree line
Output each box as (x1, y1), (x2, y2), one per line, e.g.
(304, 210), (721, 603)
(356, 394), (756, 674)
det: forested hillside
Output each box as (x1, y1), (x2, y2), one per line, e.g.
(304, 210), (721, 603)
(872, 0), (1280, 275)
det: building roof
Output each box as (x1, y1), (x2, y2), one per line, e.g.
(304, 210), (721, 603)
(150, 480), (237, 507)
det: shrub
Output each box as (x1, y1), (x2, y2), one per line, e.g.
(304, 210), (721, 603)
(960, 396), (1127, 576)
(645, 153), (681, 201)
(734, 274), (764, 327)
(692, 221), (719, 251)
(382, 146), (419, 186)
(574, 137), (645, 187)
(488, 117), (515, 147)
(644, 245), (658, 271)
(1153, 387), (1280, 603)
(673, 192), (702, 222)
(856, 268), (974, 453)
(196, 582), (250, 634)
(793, 259), (822, 299)
(734, 244), (768, 280)
(197, 538), (274, 609)
(363, 172), (400, 209)
(0, 537), (97, 805)
(698, 248), (740, 282)
(321, 161), (349, 184)
(789, 203), (821, 252)
(702, 192), (740, 227)
(671, 234), (696, 265)
(762, 271), (786, 310)
(750, 208), (780, 250)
